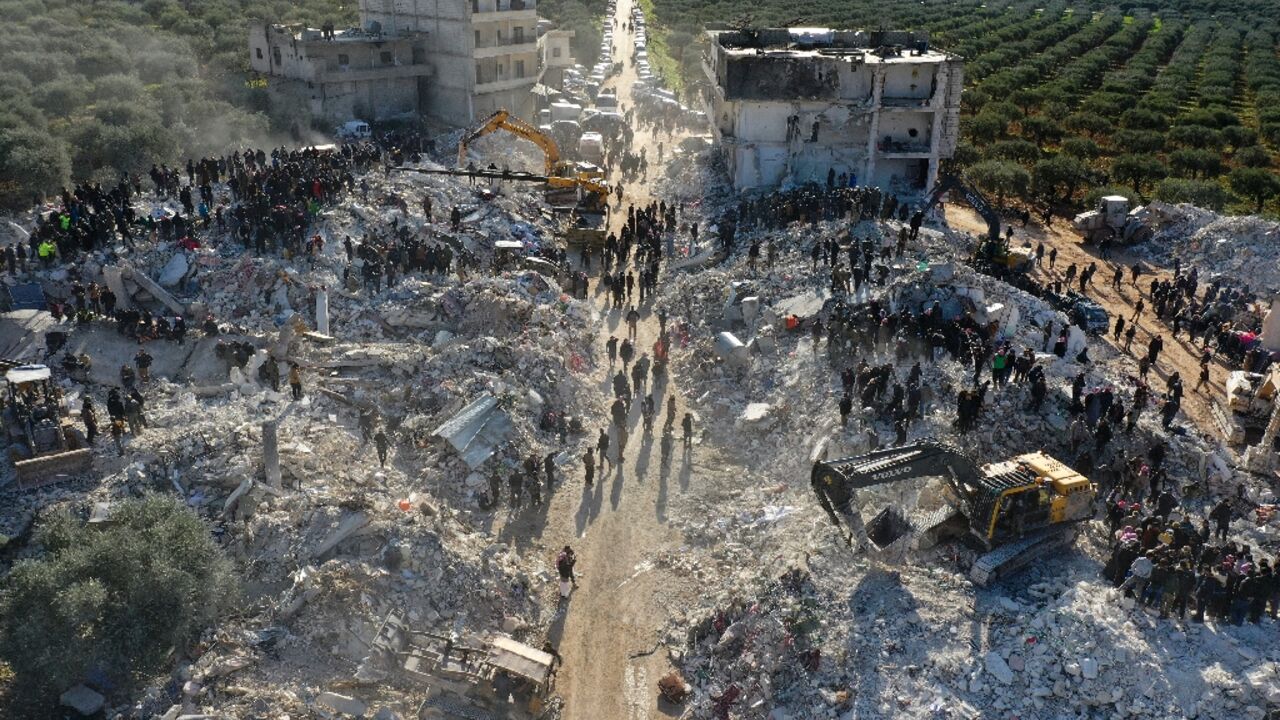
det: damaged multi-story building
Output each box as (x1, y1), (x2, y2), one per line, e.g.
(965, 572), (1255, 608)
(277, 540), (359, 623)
(250, 0), (544, 128)
(702, 28), (963, 193)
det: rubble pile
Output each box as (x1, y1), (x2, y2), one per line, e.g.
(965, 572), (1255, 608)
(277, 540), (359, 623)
(672, 559), (1279, 720)
(1144, 203), (1280, 295)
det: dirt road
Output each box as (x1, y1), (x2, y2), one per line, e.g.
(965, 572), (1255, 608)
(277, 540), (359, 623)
(494, 2), (712, 717)
(944, 204), (1227, 438)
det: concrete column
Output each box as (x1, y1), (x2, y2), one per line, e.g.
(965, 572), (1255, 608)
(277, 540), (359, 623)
(864, 66), (884, 185)
(316, 287), (330, 336)
(263, 420), (282, 488)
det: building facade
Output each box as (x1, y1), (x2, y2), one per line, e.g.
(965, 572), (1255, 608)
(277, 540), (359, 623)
(248, 23), (432, 126)
(702, 28), (963, 193)
(360, 0), (540, 124)
(537, 28), (576, 88)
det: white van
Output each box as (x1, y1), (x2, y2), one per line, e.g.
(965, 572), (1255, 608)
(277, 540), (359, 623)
(336, 120), (371, 140)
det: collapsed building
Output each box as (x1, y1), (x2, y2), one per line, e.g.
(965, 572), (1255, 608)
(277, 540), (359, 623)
(701, 28), (963, 193)
(250, 0), (546, 128)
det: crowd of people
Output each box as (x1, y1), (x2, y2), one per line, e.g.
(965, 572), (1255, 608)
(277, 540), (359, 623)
(1103, 491), (1277, 624)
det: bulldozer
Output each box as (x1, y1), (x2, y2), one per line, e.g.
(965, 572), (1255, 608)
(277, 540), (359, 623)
(811, 439), (1096, 585)
(1072, 196), (1153, 245)
(2, 364), (92, 488)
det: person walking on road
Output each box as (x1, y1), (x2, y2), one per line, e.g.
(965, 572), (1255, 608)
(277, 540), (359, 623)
(582, 447), (595, 488)
(681, 412), (693, 451)
(606, 335), (618, 365)
(556, 545), (578, 599)
(625, 305), (640, 340)
(597, 428), (611, 472)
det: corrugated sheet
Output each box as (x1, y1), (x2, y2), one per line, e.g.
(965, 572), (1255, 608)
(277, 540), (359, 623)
(432, 392), (513, 469)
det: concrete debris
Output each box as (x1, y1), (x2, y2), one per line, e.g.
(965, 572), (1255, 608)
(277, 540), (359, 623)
(59, 684), (105, 716)
(432, 392), (515, 469)
(317, 691), (368, 717)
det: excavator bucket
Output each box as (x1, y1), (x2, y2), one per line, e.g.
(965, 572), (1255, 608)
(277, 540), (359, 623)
(15, 448), (92, 489)
(865, 507), (912, 550)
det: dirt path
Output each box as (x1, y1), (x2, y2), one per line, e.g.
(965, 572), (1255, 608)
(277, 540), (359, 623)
(505, 3), (708, 717)
(944, 204), (1227, 438)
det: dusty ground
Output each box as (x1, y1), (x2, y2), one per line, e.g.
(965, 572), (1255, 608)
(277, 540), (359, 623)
(945, 205), (1228, 436)
(489, 4), (713, 716)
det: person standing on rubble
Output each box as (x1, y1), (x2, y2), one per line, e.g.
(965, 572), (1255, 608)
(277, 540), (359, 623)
(681, 413), (693, 452)
(81, 397), (98, 445)
(508, 469), (523, 509)
(374, 429), (389, 467)
(134, 347), (153, 384)
(288, 362), (303, 400)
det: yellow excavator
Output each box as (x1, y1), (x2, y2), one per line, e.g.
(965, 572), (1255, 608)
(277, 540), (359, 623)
(457, 109), (608, 198)
(457, 108), (612, 240)
(812, 440), (1097, 584)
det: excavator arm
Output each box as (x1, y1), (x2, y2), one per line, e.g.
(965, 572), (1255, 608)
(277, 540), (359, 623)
(922, 174), (1001, 242)
(811, 439), (979, 529)
(457, 109), (560, 175)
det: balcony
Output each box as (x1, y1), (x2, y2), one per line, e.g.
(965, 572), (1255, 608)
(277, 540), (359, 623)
(876, 138), (932, 156)
(473, 0), (536, 20)
(474, 75), (537, 94)
(880, 96), (933, 110)
(473, 40), (538, 59)
(317, 63), (434, 84)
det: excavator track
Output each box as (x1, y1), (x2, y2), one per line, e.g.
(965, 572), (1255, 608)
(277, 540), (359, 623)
(968, 527), (1075, 586)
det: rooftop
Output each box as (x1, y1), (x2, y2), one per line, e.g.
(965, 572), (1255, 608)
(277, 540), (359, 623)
(710, 27), (952, 63)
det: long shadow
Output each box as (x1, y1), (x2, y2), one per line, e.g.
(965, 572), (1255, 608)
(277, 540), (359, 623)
(845, 569), (921, 716)
(575, 481), (595, 536)
(678, 452), (693, 491)
(609, 460), (626, 510)
(634, 431), (653, 484)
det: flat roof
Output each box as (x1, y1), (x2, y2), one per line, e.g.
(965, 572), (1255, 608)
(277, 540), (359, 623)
(710, 27), (952, 63)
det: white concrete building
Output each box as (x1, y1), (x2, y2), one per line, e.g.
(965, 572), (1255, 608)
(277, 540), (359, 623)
(360, 0), (540, 124)
(703, 28), (963, 193)
(248, 23), (432, 125)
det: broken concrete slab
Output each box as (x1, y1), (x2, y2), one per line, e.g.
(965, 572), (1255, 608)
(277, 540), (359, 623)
(317, 691), (368, 717)
(121, 260), (187, 315)
(60, 684), (105, 716)
(312, 511), (371, 560)
(160, 253), (190, 287)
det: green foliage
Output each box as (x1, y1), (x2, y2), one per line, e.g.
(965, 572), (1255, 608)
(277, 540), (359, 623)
(1168, 148), (1222, 179)
(0, 496), (238, 705)
(1061, 137), (1102, 160)
(986, 139), (1040, 164)
(968, 159), (1030, 203)
(0, 0), (355, 200)
(1234, 145), (1273, 168)
(1229, 167), (1280, 212)
(0, 127), (71, 209)
(1154, 178), (1231, 210)
(1111, 154), (1167, 194)
(1033, 154), (1088, 201)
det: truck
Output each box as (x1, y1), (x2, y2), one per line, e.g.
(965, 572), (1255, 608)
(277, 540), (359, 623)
(1072, 196), (1153, 245)
(2, 364), (92, 488)
(812, 439), (1096, 585)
